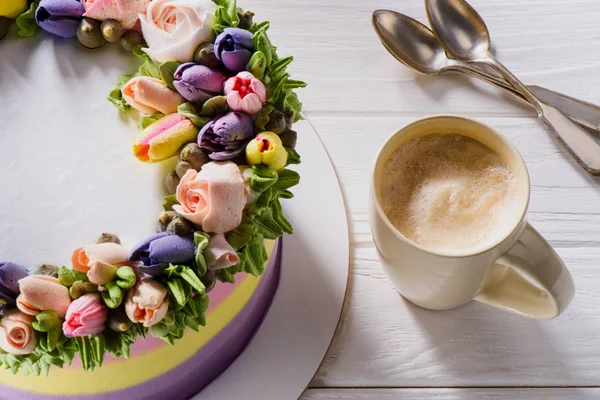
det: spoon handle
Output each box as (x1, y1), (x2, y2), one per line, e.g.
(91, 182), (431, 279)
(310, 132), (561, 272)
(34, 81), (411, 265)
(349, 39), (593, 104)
(482, 56), (600, 175)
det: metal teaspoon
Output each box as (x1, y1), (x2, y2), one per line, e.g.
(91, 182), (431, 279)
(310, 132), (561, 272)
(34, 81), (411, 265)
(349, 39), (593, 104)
(425, 0), (600, 175)
(371, 10), (600, 132)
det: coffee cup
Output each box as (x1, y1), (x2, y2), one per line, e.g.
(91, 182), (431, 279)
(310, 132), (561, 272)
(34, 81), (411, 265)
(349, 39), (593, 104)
(369, 115), (575, 319)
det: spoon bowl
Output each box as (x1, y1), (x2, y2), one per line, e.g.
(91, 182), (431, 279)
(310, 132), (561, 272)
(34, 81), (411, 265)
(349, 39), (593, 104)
(372, 9), (449, 74)
(425, 0), (491, 60)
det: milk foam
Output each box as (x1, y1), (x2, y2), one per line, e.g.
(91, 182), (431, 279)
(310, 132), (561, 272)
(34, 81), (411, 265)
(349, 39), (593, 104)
(379, 134), (520, 254)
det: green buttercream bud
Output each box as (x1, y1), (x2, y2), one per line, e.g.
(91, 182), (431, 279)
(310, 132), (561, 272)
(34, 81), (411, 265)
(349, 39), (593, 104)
(108, 310), (132, 332)
(237, 10), (255, 30)
(280, 129), (298, 149)
(175, 160), (193, 179)
(97, 233), (121, 245)
(70, 281), (99, 299)
(77, 18), (107, 49)
(32, 311), (62, 352)
(167, 217), (193, 237)
(121, 30), (144, 52)
(0, 17), (9, 41)
(265, 109), (287, 134)
(102, 281), (124, 309)
(179, 143), (209, 171)
(165, 170), (180, 195)
(193, 42), (219, 68)
(115, 266), (136, 289)
(35, 264), (59, 278)
(58, 266), (87, 287)
(246, 51), (267, 80)
(101, 19), (123, 43)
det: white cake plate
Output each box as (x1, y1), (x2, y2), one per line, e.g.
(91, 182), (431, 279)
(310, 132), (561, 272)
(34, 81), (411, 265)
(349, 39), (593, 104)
(0, 35), (349, 400)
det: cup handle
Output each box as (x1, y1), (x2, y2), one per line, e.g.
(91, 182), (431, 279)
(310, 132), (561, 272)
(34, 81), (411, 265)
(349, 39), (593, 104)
(474, 223), (575, 319)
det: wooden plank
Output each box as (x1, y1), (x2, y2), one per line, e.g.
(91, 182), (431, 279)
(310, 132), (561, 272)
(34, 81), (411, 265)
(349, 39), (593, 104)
(302, 388), (600, 399)
(250, 0), (600, 115)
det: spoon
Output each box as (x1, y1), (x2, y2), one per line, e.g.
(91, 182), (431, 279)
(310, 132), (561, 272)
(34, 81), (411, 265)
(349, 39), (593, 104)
(371, 10), (600, 132)
(425, 0), (600, 175)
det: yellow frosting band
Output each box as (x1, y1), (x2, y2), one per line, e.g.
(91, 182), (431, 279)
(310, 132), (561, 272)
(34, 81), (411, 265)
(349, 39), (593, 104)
(0, 240), (275, 395)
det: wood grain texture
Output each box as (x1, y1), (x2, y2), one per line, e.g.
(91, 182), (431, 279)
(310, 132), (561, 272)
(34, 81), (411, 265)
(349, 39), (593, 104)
(248, 0), (600, 396)
(301, 388), (600, 400)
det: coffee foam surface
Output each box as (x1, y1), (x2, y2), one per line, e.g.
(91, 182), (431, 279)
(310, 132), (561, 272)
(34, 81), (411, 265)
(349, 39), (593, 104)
(379, 133), (520, 254)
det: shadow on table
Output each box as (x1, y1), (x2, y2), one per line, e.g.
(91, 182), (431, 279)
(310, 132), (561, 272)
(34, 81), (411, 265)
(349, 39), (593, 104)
(404, 295), (581, 389)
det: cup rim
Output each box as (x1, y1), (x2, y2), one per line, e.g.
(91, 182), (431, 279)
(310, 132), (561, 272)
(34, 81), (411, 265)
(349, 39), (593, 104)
(370, 114), (531, 259)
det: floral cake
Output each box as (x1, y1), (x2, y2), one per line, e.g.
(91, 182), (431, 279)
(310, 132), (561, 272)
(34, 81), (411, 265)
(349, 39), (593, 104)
(0, 0), (303, 398)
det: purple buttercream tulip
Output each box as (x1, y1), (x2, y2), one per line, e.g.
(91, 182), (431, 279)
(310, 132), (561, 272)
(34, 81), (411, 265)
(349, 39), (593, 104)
(35, 0), (85, 39)
(198, 111), (255, 160)
(0, 262), (29, 307)
(173, 63), (227, 104)
(214, 28), (254, 73)
(129, 232), (195, 276)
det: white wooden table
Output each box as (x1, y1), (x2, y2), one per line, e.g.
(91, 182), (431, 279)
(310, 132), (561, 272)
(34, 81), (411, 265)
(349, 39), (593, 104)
(250, 0), (600, 398)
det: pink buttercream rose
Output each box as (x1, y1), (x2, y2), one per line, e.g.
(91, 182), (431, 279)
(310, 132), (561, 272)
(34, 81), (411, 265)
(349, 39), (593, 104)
(82, 0), (151, 29)
(0, 311), (38, 355)
(124, 280), (169, 327)
(223, 71), (267, 115)
(17, 276), (72, 318)
(140, 0), (216, 63)
(173, 161), (246, 233)
(63, 294), (108, 337)
(122, 76), (183, 115)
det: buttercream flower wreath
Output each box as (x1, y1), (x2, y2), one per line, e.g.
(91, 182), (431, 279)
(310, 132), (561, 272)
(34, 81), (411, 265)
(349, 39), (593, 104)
(0, 0), (304, 375)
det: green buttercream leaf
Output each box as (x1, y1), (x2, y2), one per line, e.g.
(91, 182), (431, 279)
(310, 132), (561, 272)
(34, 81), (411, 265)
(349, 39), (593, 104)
(167, 278), (188, 309)
(284, 79), (308, 90)
(103, 327), (139, 359)
(178, 102), (210, 128)
(254, 103), (274, 131)
(199, 96), (228, 117)
(69, 281), (98, 299)
(270, 198), (293, 234)
(133, 45), (160, 79)
(215, 265), (238, 284)
(254, 31), (273, 66)
(213, 0), (239, 31)
(268, 56), (293, 78)
(32, 311), (62, 353)
(180, 266), (205, 293)
(158, 61), (182, 89)
(58, 266), (76, 287)
(226, 223), (255, 251)
(16, 2), (40, 38)
(271, 168), (300, 196)
(249, 165), (278, 193)
(107, 74), (134, 113)
(140, 113), (164, 130)
(238, 232), (268, 276)
(279, 189), (294, 199)
(286, 148), (301, 165)
(193, 232), (210, 277)
(250, 206), (284, 239)
(284, 90), (304, 122)
(163, 194), (180, 211)
(249, 21), (270, 34)
(115, 266), (136, 289)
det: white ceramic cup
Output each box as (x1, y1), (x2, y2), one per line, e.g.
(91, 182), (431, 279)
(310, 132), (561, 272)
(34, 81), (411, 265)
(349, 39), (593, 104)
(370, 115), (575, 319)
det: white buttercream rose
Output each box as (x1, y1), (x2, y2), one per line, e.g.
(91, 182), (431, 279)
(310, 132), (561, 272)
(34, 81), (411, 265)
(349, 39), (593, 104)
(139, 0), (217, 63)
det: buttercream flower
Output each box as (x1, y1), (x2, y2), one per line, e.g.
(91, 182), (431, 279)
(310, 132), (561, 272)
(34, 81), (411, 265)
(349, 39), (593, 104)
(82, 0), (150, 29)
(206, 234), (240, 270)
(72, 242), (129, 274)
(246, 131), (288, 171)
(0, 262), (28, 308)
(125, 279), (169, 327)
(140, 0), (216, 64)
(198, 111), (255, 161)
(122, 76), (183, 115)
(0, 0), (27, 18)
(0, 311), (37, 355)
(62, 294), (108, 337)
(17, 276), (71, 318)
(214, 27), (254, 73)
(173, 63), (227, 104)
(129, 232), (195, 276)
(133, 114), (199, 162)
(224, 72), (267, 115)
(35, 0), (86, 38)
(173, 161), (246, 233)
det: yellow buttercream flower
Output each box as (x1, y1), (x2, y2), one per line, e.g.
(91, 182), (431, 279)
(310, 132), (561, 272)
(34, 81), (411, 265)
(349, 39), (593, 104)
(0, 0), (28, 19)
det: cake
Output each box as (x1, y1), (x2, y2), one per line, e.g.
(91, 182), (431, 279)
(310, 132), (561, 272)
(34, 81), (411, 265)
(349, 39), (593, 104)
(0, 0), (304, 398)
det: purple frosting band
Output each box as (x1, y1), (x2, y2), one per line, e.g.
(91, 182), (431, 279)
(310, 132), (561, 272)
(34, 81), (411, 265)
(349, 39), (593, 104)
(0, 239), (282, 400)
